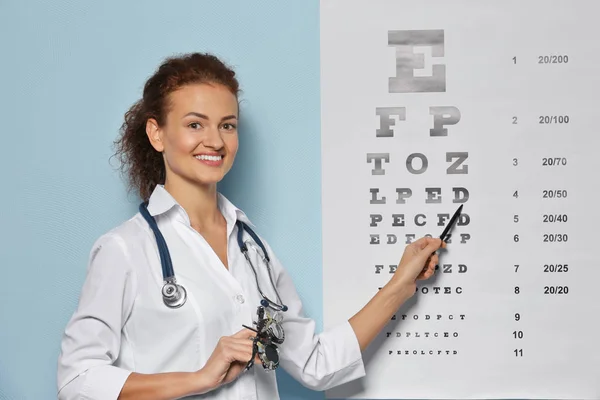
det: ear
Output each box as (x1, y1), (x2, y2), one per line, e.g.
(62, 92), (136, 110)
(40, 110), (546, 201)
(146, 118), (165, 152)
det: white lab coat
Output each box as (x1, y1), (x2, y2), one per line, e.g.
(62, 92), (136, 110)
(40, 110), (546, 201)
(56, 185), (365, 399)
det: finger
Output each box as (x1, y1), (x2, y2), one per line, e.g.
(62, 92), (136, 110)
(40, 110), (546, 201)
(422, 238), (443, 253)
(232, 328), (258, 339)
(217, 335), (255, 355)
(427, 251), (438, 263)
(411, 236), (433, 250)
(224, 343), (255, 361)
(412, 237), (443, 254)
(228, 337), (256, 348)
(228, 349), (256, 364)
(228, 340), (255, 353)
(417, 263), (431, 279)
(420, 259), (436, 275)
(423, 257), (437, 275)
(429, 254), (439, 268)
(418, 263), (436, 280)
(424, 266), (435, 279)
(417, 253), (436, 273)
(220, 342), (254, 362)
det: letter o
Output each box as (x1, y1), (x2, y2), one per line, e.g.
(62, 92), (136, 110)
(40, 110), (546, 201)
(406, 153), (428, 174)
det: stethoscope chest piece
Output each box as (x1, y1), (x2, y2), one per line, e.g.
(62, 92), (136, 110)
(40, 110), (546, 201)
(162, 280), (187, 308)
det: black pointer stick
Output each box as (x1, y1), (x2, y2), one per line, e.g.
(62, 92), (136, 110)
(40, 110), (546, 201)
(430, 204), (463, 259)
(440, 204), (463, 242)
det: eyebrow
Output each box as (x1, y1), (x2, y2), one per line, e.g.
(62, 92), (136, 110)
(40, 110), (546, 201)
(183, 112), (237, 121)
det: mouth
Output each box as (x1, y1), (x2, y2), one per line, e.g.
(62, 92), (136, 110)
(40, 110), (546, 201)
(194, 154), (224, 167)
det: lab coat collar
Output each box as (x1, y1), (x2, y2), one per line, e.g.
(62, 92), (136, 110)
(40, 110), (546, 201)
(216, 191), (255, 228)
(145, 184), (179, 216)
(145, 184), (254, 227)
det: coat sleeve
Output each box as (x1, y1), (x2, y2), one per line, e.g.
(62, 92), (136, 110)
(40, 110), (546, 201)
(264, 241), (366, 391)
(56, 232), (136, 400)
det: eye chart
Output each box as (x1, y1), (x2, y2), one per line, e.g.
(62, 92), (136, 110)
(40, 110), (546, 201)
(320, 1), (600, 399)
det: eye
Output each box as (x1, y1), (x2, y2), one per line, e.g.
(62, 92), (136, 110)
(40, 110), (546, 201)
(188, 122), (203, 130)
(222, 123), (237, 131)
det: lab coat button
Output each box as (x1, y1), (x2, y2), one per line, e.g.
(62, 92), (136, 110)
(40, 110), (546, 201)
(236, 294), (245, 304)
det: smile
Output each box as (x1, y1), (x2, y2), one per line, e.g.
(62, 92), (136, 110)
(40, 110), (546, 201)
(194, 154), (224, 166)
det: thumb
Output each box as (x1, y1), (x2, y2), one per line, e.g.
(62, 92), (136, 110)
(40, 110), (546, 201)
(416, 237), (443, 258)
(428, 237), (444, 251)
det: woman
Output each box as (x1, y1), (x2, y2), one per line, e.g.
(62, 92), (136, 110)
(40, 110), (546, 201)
(56, 52), (444, 400)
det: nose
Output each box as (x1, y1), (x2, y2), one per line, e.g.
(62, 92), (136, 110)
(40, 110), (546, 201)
(202, 125), (225, 149)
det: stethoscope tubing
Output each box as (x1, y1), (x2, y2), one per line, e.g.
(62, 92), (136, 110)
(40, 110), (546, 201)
(139, 202), (175, 280)
(242, 248), (287, 312)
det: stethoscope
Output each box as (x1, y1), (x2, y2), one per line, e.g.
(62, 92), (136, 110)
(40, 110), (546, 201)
(138, 202), (288, 313)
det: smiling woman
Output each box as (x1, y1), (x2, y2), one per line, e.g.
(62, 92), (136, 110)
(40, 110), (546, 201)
(55, 52), (444, 400)
(146, 84), (239, 193)
(113, 53), (241, 203)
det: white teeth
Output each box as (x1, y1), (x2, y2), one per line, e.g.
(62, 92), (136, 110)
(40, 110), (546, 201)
(195, 155), (222, 161)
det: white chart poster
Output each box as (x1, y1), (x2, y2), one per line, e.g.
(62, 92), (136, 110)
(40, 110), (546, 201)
(320, 1), (600, 399)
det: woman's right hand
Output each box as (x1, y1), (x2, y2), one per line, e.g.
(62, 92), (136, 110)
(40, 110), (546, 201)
(195, 328), (260, 392)
(390, 236), (445, 294)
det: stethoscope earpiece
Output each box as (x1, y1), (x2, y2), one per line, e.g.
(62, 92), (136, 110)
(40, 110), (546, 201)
(260, 299), (288, 312)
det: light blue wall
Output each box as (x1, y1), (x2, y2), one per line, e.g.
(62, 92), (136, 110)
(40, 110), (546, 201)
(0, 1), (325, 399)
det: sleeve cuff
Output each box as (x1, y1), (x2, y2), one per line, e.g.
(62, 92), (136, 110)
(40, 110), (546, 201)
(81, 365), (132, 400)
(321, 320), (366, 381)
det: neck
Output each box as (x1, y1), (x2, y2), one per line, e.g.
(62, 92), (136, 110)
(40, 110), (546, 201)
(163, 176), (223, 231)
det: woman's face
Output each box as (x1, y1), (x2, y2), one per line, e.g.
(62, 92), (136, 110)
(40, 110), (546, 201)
(147, 82), (239, 188)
